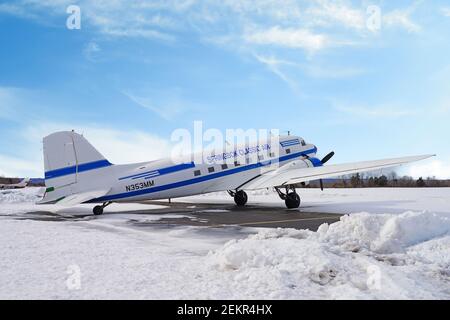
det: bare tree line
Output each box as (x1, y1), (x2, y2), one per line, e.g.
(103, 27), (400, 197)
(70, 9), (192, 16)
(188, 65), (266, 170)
(306, 171), (450, 188)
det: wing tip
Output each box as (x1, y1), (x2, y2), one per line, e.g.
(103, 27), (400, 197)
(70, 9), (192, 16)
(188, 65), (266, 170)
(421, 154), (436, 159)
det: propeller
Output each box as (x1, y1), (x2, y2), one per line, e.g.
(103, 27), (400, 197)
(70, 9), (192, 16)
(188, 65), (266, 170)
(321, 151), (335, 165)
(319, 151), (335, 191)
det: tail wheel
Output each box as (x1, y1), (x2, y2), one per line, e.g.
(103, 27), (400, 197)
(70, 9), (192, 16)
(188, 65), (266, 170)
(234, 190), (248, 206)
(285, 192), (300, 209)
(93, 205), (104, 215)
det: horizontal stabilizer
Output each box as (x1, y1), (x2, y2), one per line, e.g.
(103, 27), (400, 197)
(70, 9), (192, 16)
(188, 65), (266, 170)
(39, 189), (110, 206)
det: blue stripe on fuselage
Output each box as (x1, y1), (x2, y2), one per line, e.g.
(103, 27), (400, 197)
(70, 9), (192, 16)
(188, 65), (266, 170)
(129, 171), (158, 180)
(120, 162), (196, 180)
(45, 160), (112, 180)
(91, 147), (317, 203)
(131, 173), (159, 180)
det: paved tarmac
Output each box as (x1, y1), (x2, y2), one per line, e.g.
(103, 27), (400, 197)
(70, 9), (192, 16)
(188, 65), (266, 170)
(134, 201), (342, 231)
(17, 201), (342, 231)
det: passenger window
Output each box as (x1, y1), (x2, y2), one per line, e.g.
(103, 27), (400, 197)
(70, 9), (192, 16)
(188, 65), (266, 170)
(286, 148), (291, 154)
(258, 155), (264, 161)
(245, 158), (250, 164)
(194, 170), (201, 176)
(269, 152), (275, 157)
(208, 167), (215, 173)
(221, 164), (228, 170)
(234, 161), (240, 166)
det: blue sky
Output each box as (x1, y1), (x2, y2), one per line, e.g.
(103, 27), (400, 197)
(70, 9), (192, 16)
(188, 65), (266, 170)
(0, 0), (449, 178)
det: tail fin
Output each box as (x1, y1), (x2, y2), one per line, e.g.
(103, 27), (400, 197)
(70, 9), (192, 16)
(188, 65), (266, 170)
(40, 131), (113, 204)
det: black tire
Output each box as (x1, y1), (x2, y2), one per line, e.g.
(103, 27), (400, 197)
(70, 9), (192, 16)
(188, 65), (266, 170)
(93, 205), (104, 215)
(234, 190), (248, 206)
(285, 192), (301, 209)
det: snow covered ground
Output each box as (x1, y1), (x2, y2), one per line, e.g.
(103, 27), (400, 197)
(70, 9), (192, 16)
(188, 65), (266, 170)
(0, 187), (449, 299)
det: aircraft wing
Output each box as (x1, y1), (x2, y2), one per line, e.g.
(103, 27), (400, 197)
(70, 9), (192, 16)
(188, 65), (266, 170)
(38, 189), (110, 206)
(242, 154), (434, 190)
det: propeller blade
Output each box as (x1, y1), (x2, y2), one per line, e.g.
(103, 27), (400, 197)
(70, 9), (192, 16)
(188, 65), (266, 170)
(319, 151), (334, 191)
(321, 151), (335, 164)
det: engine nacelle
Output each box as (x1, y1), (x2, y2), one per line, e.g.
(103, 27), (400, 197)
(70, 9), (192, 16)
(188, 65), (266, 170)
(275, 158), (322, 186)
(275, 159), (316, 173)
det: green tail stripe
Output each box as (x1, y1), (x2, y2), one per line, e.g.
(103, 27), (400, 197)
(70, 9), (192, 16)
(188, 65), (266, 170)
(55, 196), (66, 202)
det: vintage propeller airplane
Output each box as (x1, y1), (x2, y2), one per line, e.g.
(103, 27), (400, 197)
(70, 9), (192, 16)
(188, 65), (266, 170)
(39, 131), (433, 215)
(0, 178), (30, 189)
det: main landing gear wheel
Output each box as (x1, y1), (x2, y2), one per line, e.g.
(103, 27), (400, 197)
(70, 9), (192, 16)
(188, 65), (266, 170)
(232, 190), (248, 206)
(93, 202), (112, 215)
(276, 186), (301, 209)
(93, 205), (103, 215)
(285, 192), (301, 209)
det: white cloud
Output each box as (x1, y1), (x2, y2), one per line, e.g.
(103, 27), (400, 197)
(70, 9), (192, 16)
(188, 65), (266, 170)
(0, 0), (426, 52)
(253, 54), (366, 94)
(304, 0), (366, 30)
(0, 154), (43, 178)
(383, 12), (421, 33)
(0, 2), (41, 21)
(0, 122), (173, 177)
(0, 86), (190, 177)
(216, 0), (302, 21)
(23, 122), (172, 166)
(406, 159), (450, 179)
(80, 0), (177, 42)
(1, 0), (176, 41)
(245, 26), (328, 52)
(383, 4), (422, 33)
(255, 54), (366, 78)
(95, 26), (175, 41)
(123, 91), (186, 120)
(253, 54), (300, 92)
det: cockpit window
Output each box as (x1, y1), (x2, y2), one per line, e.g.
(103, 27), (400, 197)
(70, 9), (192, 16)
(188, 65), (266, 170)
(301, 139), (306, 146)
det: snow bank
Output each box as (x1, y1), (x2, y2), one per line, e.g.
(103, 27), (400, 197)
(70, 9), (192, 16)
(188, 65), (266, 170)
(317, 211), (450, 253)
(0, 187), (44, 204)
(207, 211), (450, 299)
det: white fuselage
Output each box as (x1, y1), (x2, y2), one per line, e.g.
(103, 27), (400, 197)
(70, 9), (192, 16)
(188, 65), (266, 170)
(84, 136), (318, 203)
